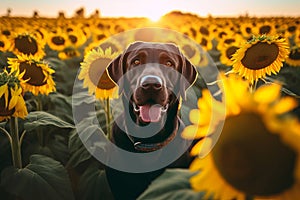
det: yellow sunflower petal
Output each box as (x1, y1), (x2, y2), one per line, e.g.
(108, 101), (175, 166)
(273, 97), (298, 115)
(190, 138), (213, 157)
(0, 83), (9, 108)
(254, 83), (281, 104)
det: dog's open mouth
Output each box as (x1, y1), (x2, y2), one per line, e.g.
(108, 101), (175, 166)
(133, 103), (169, 123)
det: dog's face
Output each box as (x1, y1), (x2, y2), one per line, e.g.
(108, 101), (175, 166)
(107, 41), (197, 124)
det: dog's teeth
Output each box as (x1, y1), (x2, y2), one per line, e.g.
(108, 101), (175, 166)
(161, 104), (169, 112)
(133, 103), (140, 112)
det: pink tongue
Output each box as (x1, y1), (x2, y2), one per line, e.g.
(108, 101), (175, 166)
(139, 104), (162, 122)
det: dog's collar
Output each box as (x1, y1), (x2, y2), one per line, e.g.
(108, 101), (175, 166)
(125, 119), (180, 152)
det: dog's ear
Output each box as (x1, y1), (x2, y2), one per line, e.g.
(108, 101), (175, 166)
(106, 54), (124, 94)
(107, 54), (123, 85)
(179, 55), (198, 100)
(106, 42), (143, 95)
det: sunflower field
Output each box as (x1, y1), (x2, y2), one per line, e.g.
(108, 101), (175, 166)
(0, 11), (300, 200)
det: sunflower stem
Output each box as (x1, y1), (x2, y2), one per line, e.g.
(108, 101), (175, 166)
(105, 98), (112, 139)
(9, 117), (22, 169)
(36, 95), (45, 147)
(36, 95), (43, 111)
(0, 126), (12, 145)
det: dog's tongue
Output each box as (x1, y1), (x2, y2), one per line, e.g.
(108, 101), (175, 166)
(139, 104), (162, 122)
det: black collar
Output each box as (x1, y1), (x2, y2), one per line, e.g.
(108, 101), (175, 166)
(125, 117), (181, 152)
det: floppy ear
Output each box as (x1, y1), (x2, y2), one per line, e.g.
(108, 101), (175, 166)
(180, 55), (198, 100)
(106, 54), (124, 94)
(106, 42), (143, 95)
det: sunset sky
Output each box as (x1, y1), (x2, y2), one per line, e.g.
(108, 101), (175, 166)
(1, 0), (300, 20)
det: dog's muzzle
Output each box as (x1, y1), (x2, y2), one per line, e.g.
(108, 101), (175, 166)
(140, 75), (163, 90)
(133, 75), (169, 123)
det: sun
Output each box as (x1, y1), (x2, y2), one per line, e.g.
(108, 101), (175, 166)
(147, 11), (164, 22)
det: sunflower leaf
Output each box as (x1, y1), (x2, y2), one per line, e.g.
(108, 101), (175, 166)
(0, 154), (74, 200)
(68, 117), (107, 167)
(24, 111), (74, 131)
(77, 162), (114, 200)
(138, 169), (205, 200)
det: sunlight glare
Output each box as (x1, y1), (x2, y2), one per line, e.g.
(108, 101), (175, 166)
(147, 10), (164, 22)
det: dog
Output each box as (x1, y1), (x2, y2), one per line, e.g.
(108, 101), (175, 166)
(105, 41), (198, 200)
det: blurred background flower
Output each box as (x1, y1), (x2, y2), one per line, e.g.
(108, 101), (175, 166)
(183, 74), (300, 200)
(10, 32), (45, 59)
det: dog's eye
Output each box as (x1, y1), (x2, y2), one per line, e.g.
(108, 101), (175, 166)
(166, 61), (173, 67)
(133, 59), (140, 65)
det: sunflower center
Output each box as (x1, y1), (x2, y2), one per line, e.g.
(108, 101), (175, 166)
(226, 46), (239, 59)
(259, 25), (271, 34)
(99, 42), (119, 53)
(200, 38), (208, 47)
(212, 112), (296, 196)
(245, 27), (252, 34)
(19, 62), (47, 86)
(2, 30), (11, 36)
(224, 39), (236, 45)
(69, 35), (78, 44)
(289, 49), (300, 60)
(51, 36), (65, 46)
(0, 41), (4, 48)
(199, 27), (209, 36)
(14, 35), (38, 55)
(241, 42), (279, 70)
(97, 34), (106, 41)
(88, 58), (116, 90)
(287, 26), (296, 33)
(182, 45), (196, 58)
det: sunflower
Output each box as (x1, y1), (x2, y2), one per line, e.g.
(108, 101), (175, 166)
(182, 73), (300, 200)
(231, 35), (290, 83)
(78, 47), (119, 100)
(219, 43), (241, 67)
(66, 29), (87, 48)
(285, 47), (300, 67)
(10, 32), (45, 59)
(47, 29), (70, 51)
(7, 54), (56, 96)
(197, 35), (213, 51)
(254, 21), (276, 36)
(58, 47), (81, 60)
(295, 30), (300, 46)
(0, 70), (28, 121)
(240, 22), (255, 39)
(179, 42), (202, 66)
(0, 34), (11, 52)
(216, 34), (243, 51)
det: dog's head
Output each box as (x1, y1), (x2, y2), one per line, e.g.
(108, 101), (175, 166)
(107, 41), (197, 124)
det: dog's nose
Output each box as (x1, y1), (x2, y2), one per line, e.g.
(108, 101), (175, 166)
(140, 75), (162, 90)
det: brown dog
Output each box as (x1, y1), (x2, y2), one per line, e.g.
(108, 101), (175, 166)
(105, 41), (197, 200)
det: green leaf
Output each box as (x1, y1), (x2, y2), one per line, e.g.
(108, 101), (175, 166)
(1, 154), (75, 200)
(24, 111), (74, 132)
(138, 169), (205, 200)
(67, 128), (92, 167)
(68, 118), (107, 167)
(47, 92), (73, 123)
(72, 91), (97, 106)
(77, 163), (114, 200)
(48, 134), (70, 165)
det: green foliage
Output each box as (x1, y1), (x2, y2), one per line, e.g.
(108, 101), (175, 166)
(24, 111), (74, 131)
(77, 162), (114, 200)
(138, 169), (205, 200)
(1, 154), (74, 200)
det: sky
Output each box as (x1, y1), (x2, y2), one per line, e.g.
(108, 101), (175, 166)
(0, 0), (300, 20)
